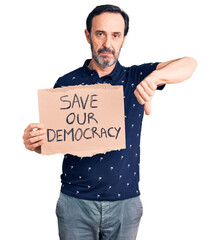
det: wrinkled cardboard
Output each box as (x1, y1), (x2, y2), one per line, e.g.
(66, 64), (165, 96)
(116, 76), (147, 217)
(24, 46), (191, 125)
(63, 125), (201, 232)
(38, 84), (126, 157)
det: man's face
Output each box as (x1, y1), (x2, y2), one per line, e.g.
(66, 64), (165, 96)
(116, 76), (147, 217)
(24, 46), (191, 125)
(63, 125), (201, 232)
(85, 12), (126, 68)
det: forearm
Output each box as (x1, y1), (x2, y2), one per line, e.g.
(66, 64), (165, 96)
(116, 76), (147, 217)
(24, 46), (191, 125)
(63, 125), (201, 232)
(150, 57), (197, 86)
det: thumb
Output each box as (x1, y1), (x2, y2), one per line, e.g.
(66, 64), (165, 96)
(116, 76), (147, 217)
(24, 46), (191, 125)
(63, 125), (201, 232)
(144, 98), (151, 115)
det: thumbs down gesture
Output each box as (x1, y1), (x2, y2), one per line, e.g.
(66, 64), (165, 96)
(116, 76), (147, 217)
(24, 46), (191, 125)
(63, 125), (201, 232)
(134, 75), (158, 115)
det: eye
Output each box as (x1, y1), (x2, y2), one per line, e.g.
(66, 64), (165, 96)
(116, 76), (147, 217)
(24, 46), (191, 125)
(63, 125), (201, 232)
(113, 34), (119, 39)
(97, 32), (104, 37)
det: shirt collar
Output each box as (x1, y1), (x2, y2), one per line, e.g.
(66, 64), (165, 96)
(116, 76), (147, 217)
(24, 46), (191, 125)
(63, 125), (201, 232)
(82, 59), (123, 80)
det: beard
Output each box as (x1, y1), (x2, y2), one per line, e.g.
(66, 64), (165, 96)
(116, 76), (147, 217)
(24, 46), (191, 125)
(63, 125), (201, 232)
(90, 39), (122, 68)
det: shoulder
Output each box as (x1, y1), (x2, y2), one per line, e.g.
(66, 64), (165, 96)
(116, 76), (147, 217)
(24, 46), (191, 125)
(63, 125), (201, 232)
(53, 66), (84, 88)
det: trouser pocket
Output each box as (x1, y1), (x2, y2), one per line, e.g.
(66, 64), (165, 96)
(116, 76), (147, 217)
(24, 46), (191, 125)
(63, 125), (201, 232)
(56, 192), (65, 218)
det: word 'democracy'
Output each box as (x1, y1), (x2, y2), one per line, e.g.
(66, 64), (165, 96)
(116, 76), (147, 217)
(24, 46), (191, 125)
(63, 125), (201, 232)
(38, 84), (126, 157)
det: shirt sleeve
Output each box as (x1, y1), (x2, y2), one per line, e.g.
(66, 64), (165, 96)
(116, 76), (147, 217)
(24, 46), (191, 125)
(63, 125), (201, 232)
(53, 77), (62, 89)
(136, 62), (166, 91)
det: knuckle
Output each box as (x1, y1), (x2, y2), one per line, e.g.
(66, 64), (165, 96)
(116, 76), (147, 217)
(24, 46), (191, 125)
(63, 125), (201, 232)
(33, 142), (40, 149)
(32, 143), (39, 150)
(29, 138), (35, 144)
(140, 80), (146, 86)
(29, 146), (34, 151)
(23, 138), (28, 144)
(144, 96), (149, 102)
(31, 143), (37, 149)
(36, 136), (41, 142)
(150, 82), (157, 91)
(134, 89), (137, 96)
(138, 97), (145, 105)
(26, 145), (32, 151)
(148, 91), (153, 97)
(39, 130), (43, 135)
(30, 131), (36, 137)
(142, 92), (149, 101)
(136, 84), (142, 92)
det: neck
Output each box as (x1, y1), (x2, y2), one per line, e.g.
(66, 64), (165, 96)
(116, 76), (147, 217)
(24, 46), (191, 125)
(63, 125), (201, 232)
(88, 59), (116, 78)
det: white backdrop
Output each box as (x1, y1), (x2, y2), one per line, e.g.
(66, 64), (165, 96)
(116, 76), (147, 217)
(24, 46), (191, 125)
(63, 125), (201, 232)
(1, 0), (219, 239)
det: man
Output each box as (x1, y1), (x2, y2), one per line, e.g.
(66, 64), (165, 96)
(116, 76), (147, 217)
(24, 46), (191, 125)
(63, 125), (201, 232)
(23, 4), (197, 240)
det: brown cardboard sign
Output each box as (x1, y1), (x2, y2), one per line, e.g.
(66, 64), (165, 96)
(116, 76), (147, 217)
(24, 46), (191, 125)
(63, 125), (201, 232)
(38, 84), (126, 157)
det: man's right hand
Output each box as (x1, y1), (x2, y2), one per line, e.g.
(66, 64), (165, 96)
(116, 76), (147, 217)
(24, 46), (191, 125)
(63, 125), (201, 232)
(23, 123), (46, 154)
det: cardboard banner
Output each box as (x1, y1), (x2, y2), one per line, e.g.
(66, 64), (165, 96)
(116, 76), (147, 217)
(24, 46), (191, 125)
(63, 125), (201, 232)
(38, 84), (126, 157)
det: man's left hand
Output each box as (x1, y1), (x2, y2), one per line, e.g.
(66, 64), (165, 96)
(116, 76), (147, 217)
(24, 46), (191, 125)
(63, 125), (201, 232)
(134, 75), (158, 115)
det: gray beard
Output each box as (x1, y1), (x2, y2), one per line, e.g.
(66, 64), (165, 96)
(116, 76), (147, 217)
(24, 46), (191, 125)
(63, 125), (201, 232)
(90, 41), (120, 68)
(94, 54), (117, 68)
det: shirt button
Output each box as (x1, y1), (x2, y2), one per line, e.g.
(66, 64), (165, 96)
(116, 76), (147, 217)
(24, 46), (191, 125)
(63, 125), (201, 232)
(91, 73), (93, 76)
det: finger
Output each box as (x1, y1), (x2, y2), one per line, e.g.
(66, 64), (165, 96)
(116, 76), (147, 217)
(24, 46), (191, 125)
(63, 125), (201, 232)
(25, 123), (45, 133)
(140, 81), (155, 98)
(145, 78), (157, 91)
(23, 128), (46, 142)
(23, 129), (46, 145)
(144, 98), (151, 115)
(135, 83), (151, 103)
(29, 129), (46, 138)
(25, 139), (45, 151)
(134, 89), (145, 105)
(23, 123), (45, 139)
(25, 134), (45, 145)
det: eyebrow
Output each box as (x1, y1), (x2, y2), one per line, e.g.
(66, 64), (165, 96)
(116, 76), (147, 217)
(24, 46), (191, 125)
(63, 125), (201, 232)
(95, 30), (105, 33)
(95, 30), (122, 35)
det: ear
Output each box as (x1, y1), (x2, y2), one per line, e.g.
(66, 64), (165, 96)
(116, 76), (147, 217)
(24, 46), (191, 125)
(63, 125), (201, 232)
(85, 29), (91, 44)
(121, 35), (127, 48)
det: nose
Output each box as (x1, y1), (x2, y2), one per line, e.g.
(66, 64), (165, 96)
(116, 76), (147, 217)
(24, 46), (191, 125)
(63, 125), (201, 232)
(103, 35), (112, 49)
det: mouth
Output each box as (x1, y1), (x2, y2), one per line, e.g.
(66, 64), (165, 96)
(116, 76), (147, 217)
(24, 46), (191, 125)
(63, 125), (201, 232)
(98, 48), (115, 56)
(100, 52), (113, 56)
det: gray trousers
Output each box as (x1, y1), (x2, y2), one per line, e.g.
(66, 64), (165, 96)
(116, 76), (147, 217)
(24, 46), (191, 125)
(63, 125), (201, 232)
(56, 192), (143, 240)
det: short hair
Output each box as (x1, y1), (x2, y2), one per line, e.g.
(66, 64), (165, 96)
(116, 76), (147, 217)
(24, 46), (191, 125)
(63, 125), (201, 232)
(86, 4), (129, 36)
